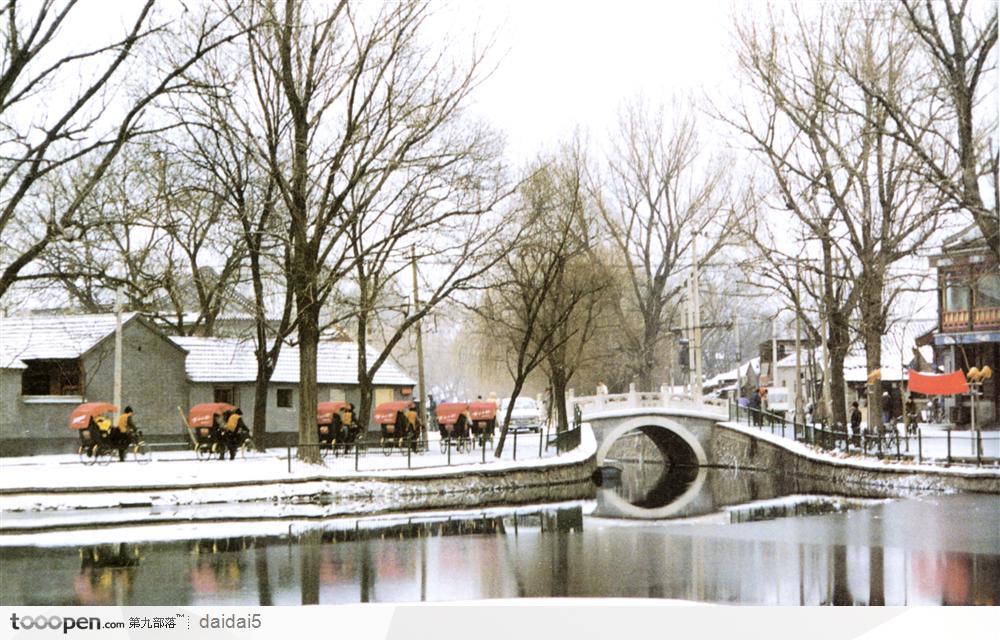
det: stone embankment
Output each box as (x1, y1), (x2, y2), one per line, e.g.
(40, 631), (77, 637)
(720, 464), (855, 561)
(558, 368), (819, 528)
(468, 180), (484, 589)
(713, 421), (1000, 495)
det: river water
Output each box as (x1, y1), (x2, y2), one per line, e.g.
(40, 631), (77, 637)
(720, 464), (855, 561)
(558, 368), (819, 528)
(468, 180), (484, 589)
(1, 464), (998, 606)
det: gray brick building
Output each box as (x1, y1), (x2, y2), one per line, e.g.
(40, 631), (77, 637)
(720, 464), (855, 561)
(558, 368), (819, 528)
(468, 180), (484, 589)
(0, 313), (189, 454)
(171, 336), (415, 442)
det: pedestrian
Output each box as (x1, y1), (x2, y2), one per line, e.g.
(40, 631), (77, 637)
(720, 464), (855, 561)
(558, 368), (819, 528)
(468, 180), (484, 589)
(748, 388), (761, 425)
(904, 396), (918, 435)
(850, 401), (862, 447)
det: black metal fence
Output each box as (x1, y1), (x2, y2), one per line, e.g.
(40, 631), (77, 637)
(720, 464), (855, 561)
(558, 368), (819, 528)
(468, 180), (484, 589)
(282, 426), (578, 473)
(728, 401), (999, 467)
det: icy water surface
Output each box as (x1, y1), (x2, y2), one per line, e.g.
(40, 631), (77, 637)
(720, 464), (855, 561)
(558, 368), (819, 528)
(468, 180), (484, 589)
(1, 467), (998, 605)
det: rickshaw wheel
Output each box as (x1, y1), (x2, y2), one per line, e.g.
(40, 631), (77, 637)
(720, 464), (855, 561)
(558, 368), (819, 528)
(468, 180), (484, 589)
(439, 439), (447, 453)
(79, 445), (96, 466)
(132, 441), (151, 464)
(95, 446), (115, 466)
(240, 437), (255, 459)
(383, 439), (394, 456)
(195, 444), (211, 461)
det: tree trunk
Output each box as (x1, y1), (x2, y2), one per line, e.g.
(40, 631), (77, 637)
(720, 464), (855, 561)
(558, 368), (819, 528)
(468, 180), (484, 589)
(551, 366), (569, 433)
(860, 270), (886, 435)
(356, 312), (373, 439)
(251, 359), (272, 450)
(828, 321), (850, 428)
(637, 316), (658, 392)
(296, 295), (320, 463)
(494, 377), (527, 458)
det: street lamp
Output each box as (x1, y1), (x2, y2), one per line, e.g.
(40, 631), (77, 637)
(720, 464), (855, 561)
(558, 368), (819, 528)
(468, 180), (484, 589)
(967, 366), (993, 456)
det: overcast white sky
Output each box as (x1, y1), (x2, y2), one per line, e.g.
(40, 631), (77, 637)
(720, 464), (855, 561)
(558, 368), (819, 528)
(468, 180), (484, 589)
(440, 0), (738, 162)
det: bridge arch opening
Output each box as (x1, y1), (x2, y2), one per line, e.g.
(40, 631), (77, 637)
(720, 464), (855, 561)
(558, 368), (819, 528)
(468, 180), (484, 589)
(595, 416), (708, 468)
(592, 415), (710, 519)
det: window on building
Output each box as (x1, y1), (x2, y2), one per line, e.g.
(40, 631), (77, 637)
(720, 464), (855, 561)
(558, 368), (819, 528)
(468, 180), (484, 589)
(277, 388), (293, 408)
(945, 280), (970, 311)
(975, 274), (1000, 309)
(213, 386), (235, 405)
(21, 359), (82, 396)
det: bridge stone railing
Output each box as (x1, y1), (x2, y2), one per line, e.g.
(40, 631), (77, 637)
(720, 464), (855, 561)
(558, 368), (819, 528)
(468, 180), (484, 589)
(568, 383), (725, 417)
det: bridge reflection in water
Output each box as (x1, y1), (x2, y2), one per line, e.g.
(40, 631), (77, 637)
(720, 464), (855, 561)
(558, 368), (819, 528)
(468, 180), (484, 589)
(2, 464), (998, 606)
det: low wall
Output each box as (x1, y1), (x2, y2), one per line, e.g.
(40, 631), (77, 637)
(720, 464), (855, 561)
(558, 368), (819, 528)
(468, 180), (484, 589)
(712, 421), (1000, 495)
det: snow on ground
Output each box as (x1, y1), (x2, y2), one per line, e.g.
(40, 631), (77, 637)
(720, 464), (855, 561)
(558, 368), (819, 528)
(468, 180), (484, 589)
(0, 426), (597, 513)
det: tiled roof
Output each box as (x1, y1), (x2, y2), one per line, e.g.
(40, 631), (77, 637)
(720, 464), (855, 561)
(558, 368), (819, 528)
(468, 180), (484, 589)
(170, 336), (415, 386)
(0, 313), (139, 369)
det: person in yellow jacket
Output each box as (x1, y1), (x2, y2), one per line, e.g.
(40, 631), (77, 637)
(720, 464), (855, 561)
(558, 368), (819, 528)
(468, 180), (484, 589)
(110, 406), (137, 462)
(220, 408), (248, 461)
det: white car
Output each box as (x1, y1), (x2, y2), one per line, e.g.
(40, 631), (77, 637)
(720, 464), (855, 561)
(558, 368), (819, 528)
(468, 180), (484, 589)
(766, 387), (790, 416)
(499, 396), (544, 433)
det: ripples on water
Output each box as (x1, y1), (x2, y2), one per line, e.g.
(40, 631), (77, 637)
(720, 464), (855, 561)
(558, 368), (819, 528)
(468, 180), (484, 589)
(1, 463), (998, 606)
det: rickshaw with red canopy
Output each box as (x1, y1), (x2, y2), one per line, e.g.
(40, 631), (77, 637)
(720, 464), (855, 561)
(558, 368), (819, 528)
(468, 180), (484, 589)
(70, 402), (148, 464)
(468, 401), (498, 449)
(435, 402), (472, 453)
(183, 402), (252, 460)
(318, 401), (360, 456)
(374, 400), (419, 454)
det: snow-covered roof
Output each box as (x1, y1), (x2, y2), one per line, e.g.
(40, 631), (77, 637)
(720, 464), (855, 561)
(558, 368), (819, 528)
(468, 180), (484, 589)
(171, 336), (415, 387)
(774, 350), (823, 370)
(0, 313), (140, 369)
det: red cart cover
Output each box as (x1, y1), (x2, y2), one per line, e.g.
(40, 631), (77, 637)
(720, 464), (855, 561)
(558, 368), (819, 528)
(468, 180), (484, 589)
(907, 369), (969, 396)
(374, 401), (411, 425)
(317, 401), (348, 426)
(435, 402), (469, 425)
(188, 402), (236, 428)
(468, 402), (497, 421)
(68, 402), (117, 430)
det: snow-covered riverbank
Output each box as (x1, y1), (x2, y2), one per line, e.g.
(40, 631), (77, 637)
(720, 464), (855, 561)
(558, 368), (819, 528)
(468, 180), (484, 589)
(0, 426), (598, 515)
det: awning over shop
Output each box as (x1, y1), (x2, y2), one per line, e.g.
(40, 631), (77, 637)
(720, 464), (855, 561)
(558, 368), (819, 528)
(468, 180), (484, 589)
(932, 331), (1000, 346)
(907, 369), (969, 395)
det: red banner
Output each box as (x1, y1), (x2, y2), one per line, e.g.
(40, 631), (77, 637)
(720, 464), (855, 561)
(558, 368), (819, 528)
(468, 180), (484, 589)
(907, 369), (969, 395)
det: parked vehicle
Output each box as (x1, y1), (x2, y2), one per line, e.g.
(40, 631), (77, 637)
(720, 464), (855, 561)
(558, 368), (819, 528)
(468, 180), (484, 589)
(765, 387), (790, 418)
(499, 396), (544, 433)
(434, 402), (472, 452)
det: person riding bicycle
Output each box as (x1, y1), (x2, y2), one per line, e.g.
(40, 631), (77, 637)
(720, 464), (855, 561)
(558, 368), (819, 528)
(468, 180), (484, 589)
(339, 403), (357, 443)
(403, 402), (421, 450)
(110, 406), (138, 462)
(221, 408), (249, 460)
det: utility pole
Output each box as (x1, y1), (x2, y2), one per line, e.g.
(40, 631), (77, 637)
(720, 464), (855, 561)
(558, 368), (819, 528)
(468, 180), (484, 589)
(692, 233), (703, 403)
(822, 304), (832, 426)
(771, 315), (778, 387)
(113, 288), (123, 416)
(411, 247), (428, 444)
(794, 260), (804, 422)
(685, 276), (693, 397)
(734, 313), (742, 396)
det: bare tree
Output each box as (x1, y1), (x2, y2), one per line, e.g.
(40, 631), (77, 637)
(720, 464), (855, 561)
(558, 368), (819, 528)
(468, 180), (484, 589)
(729, 3), (945, 427)
(41, 143), (248, 335)
(854, 0), (998, 258)
(240, 0), (496, 461)
(477, 158), (608, 455)
(0, 0), (243, 300)
(593, 101), (738, 392)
